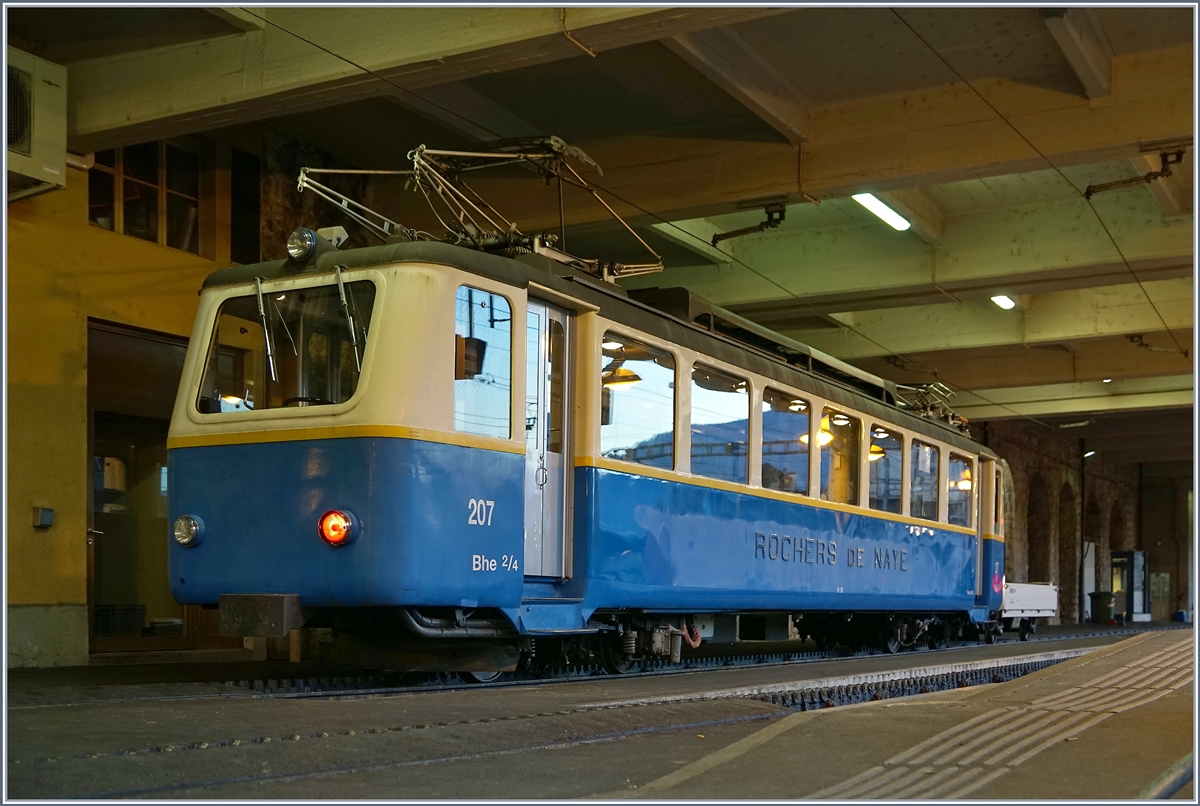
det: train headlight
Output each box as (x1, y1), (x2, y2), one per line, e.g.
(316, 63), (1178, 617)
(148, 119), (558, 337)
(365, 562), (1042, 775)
(318, 510), (356, 547)
(286, 227), (318, 261)
(173, 515), (203, 547)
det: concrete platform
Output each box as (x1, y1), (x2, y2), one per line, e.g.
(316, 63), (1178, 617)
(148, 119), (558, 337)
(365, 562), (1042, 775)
(6, 629), (1193, 799)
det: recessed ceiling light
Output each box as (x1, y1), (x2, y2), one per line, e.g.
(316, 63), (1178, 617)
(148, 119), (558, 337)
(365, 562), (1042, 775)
(851, 193), (910, 231)
(1103, 378), (1112, 383)
(991, 295), (1016, 310)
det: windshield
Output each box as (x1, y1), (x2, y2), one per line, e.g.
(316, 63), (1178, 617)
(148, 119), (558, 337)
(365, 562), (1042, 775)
(196, 279), (376, 413)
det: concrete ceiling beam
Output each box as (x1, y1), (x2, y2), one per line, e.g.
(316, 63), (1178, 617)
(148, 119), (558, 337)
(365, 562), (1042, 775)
(952, 374), (1194, 420)
(875, 189), (944, 244)
(387, 83), (542, 142)
(665, 26), (811, 144)
(432, 42), (1193, 242)
(805, 44), (1190, 200)
(1041, 8), (1114, 99)
(649, 219), (731, 266)
(1130, 153), (1192, 218)
(643, 187), (1193, 315)
(786, 277), (1193, 359)
(66, 6), (789, 152)
(849, 329), (1194, 393)
(724, 255), (1193, 323)
(203, 8), (266, 33)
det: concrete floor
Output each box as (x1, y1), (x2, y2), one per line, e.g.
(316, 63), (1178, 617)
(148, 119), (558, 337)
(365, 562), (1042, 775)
(6, 629), (1193, 799)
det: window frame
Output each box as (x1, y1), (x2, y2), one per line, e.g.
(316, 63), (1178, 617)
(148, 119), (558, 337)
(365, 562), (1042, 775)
(689, 361), (750, 484)
(187, 271), (383, 424)
(760, 386), (812, 497)
(88, 138), (211, 257)
(947, 452), (975, 527)
(909, 438), (941, 522)
(819, 404), (861, 505)
(867, 422), (903, 514)
(453, 284), (515, 441)
(597, 327), (679, 470)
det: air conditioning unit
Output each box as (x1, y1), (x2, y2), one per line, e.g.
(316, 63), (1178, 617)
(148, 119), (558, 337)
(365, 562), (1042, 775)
(7, 46), (67, 203)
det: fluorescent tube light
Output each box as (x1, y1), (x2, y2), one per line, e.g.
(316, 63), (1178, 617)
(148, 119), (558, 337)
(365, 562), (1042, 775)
(851, 193), (910, 231)
(1084, 450), (1096, 458)
(991, 295), (1017, 310)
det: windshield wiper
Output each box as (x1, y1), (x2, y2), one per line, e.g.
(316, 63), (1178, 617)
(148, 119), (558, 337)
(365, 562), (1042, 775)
(255, 277), (278, 382)
(335, 266), (362, 371)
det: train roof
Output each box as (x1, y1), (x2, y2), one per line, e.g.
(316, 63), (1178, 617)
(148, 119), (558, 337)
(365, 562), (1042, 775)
(202, 240), (995, 458)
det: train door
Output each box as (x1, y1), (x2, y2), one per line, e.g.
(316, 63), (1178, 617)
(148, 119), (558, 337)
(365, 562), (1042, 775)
(523, 301), (571, 578)
(978, 458), (993, 598)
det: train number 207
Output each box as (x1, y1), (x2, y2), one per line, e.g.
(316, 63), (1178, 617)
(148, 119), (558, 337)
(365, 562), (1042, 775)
(467, 498), (495, 526)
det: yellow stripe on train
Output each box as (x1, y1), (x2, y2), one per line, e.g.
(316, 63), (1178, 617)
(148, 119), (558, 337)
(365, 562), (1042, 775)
(167, 425), (525, 454)
(575, 455), (978, 536)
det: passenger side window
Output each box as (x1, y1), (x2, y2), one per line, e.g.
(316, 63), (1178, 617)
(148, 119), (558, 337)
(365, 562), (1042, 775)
(820, 407), (860, 504)
(948, 453), (974, 526)
(453, 286), (512, 439)
(599, 333), (675, 468)
(911, 440), (940, 521)
(690, 364), (749, 483)
(869, 425), (902, 513)
(761, 388), (809, 495)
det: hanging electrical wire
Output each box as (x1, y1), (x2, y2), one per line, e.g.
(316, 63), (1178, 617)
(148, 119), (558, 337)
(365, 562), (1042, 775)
(238, 7), (1117, 434)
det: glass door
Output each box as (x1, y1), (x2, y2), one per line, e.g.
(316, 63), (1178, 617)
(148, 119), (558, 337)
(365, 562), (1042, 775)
(523, 301), (571, 578)
(87, 321), (240, 653)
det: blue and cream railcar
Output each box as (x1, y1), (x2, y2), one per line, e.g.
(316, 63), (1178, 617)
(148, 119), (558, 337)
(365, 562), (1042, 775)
(168, 231), (1008, 667)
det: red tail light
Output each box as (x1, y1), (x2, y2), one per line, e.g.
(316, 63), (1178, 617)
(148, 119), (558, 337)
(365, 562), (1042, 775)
(318, 510), (354, 547)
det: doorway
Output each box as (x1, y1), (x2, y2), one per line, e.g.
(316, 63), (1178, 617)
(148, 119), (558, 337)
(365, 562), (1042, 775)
(87, 321), (239, 653)
(523, 301), (571, 579)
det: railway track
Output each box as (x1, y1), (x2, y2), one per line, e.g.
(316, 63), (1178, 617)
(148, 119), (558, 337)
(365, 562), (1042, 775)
(153, 622), (1199, 699)
(11, 623), (1184, 706)
(8, 628), (1190, 800)
(10, 647), (1094, 790)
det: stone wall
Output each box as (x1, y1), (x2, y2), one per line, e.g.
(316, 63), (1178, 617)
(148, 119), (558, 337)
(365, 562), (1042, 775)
(260, 126), (377, 260)
(976, 420), (1140, 624)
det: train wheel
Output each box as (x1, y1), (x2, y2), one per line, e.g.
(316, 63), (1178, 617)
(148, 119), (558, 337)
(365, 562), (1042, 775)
(983, 624), (997, 644)
(459, 670), (507, 684)
(1018, 619), (1033, 641)
(881, 625), (902, 654)
(599, 638), (640, 675)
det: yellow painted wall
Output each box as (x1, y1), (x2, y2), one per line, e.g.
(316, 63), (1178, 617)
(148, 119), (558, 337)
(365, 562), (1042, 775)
(7, 159), (229, 607)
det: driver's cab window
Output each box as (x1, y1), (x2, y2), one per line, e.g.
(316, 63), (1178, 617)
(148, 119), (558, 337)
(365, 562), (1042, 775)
(196, 279), (376, 413)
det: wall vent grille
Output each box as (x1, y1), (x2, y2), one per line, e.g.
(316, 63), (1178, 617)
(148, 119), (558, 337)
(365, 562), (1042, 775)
(7, 65), (32, 156)
(230, 148), (262, 265)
